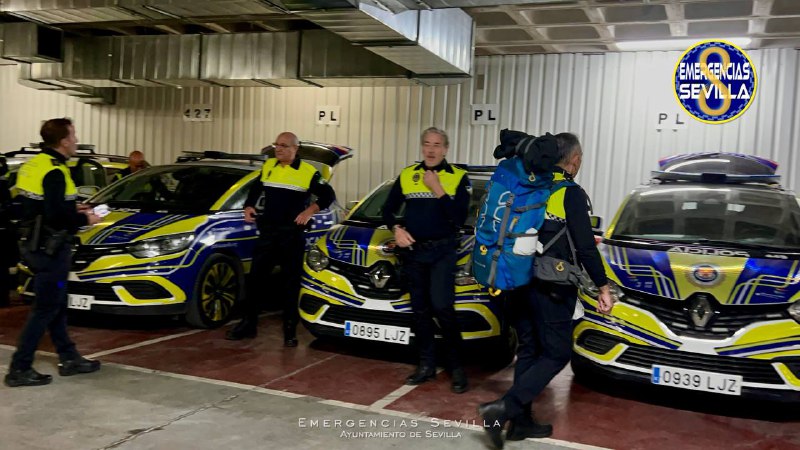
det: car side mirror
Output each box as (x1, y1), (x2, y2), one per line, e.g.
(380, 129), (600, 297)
(77, 185), (99, 199)
(346, 200), (360, 211)
(590, 215), (603, 234)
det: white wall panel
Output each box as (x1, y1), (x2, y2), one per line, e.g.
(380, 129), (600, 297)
(1, 48), (799, 221)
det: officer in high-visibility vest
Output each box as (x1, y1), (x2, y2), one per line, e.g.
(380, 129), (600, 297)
(4, 118), (102, 388)
(383, 127), (471, 394)
(0, 155), (12, 307)
(478, 133), (614, 449)
(226, 132), (335, 346)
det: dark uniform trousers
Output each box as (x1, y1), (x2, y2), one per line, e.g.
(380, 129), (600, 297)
(10, 243), (79, 370)
(403, 237), (463, 369)
(502, 280), (577, 417)
(241, 228), (305, 331)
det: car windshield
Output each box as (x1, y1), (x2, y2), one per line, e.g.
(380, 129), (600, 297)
(612, 185), (800, 249)
(91, 165), (249, 213)
(348, 177), (489, 229)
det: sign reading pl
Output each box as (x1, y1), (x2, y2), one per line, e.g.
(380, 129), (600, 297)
(471, 104), (499, 125)
(317, 106), (341, 126)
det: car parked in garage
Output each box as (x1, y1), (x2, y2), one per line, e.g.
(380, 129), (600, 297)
(572, 152), (800, 402)
(28, 143), (351, 328)
(299, 166), (518, 367)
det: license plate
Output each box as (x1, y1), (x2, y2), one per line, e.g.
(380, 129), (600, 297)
(651, 365), (742, 396)
(344, 321), (410, 345)
(67, 294), (93, 311)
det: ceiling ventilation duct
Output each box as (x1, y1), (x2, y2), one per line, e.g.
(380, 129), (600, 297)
(0, 22), (63, 63)
(293, 1), (473, 78)
(201, 32), (311, 87)
(299, 29), (414, 87)
(112, 34), (207, 87)
(0, 0), (166, 23)
(0, 25), (17, 65)
(62, 37), (131, 87)
(139, 0), (282, 18)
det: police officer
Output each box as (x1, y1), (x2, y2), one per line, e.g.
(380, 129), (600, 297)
(114, 150), (147, 181)
(226, 132), (335, 346)
(383, 127), (471, 394)
(478, 133), (614, 449)
(0, 155), (12, 307)
(4, 118), (102, 388)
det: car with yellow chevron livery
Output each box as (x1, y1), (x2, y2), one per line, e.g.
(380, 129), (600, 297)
(300, 166), (518, 367)
(37, 144), (351, 328)
(572, 153), (800, 402)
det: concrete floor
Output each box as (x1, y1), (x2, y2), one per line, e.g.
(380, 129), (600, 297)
(1, 294), (799, 450)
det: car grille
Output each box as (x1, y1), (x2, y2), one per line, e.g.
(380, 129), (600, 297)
(300, 294), (491, 333)
(577, 331), (785, 384)
(113, 281), (171, 300)
(327, 260), (405, 300)
(623, 290), (790, 338)
(72, 244), (128, 271)
(69, 282), (120, 302)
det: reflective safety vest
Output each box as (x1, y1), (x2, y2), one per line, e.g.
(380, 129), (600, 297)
(15, 153), (77, 201)
(399, 163), (467, 199)
(260, 158), (317, 192)
(545, 171), (570, 222)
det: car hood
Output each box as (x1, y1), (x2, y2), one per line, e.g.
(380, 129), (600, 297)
(603, 242), (800, 305)
(78, 211), (207, 245)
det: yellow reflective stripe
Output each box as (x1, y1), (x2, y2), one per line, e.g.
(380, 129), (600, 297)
(262, 180), (308, 192)
(399, 164), (466, 197)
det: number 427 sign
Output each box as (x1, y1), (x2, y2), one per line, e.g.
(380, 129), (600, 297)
(183, 104), (213, 122)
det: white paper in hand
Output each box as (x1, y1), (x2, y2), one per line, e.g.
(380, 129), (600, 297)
(93, 204), (110, 218)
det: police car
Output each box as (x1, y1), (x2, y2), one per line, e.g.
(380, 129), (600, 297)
(45, 143), (351, 328)
(572, 153), (800, 402)
(299, 166), (518, 367)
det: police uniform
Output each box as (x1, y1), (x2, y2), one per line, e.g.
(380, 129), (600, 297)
(383, 160), (471, 388)
(501, 168), (607, 428)
(8, 148), (92, 378)
(0, 156), (12, 306)
(228, 156), (335, 343)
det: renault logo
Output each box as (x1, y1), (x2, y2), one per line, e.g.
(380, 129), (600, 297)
(689, 296), (714, 328)
(369, 264), (392, 289)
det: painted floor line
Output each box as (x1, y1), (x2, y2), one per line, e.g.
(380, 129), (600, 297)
(261, 354), (339, 387)
(103, 359), (610, 450)
(369, 384), (419, 410)
(84, 329), (205, 359)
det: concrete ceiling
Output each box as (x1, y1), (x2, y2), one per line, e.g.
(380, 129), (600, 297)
(466, 0), (800, 55)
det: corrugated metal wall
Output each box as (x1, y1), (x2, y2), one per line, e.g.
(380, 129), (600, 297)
(1, 48), (798, 220)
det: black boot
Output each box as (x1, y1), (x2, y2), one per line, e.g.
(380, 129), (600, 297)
(58, 356), (101, 376)
(226, 319), (257, 340)
(4, 368), (52, 387)
(283, 324), (298, 348)
(450, 367), (469, 394)
(405, 365), (436, 385)
(477, 399), (509, 449)
(506, 403), (553, 440)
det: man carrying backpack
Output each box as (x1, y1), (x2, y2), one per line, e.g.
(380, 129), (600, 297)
(383, 127), (471, 394)
(478, 132), (614, 449)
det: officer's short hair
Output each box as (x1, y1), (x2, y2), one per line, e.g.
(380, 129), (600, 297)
(40, 118), (73, 148)
(555, 132), (582, 163)
(421, 127), (449, 148)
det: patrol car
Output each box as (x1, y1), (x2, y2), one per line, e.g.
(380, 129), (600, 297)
(49, 143), (351, 328)
(300, 166), (518, 367)
(572, 153), (800, 402)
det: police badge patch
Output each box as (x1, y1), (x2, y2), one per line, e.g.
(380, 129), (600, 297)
(412, 173), (420, 183)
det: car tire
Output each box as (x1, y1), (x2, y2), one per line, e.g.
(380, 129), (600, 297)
(185, 253), (243, 329)
(482, 326), (518, 370)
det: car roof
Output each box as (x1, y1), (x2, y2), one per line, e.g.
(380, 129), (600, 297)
(171, 161), (259, 171)
(633, 181), (794, 196)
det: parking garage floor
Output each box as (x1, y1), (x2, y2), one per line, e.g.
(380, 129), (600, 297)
(1, 295), (799, 450)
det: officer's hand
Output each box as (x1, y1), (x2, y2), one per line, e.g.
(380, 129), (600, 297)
(295, 209), (315, 226)
(393, 226), (415, 248)
(597, 285), (614, 315)
(76, 203), (91, 213)
(84, 212), (102, 226)
(422, 170), (446, 198)
(244, 206), (257, 223)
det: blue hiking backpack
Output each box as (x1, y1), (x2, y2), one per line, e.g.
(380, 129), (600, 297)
(472, 132), (574, 294)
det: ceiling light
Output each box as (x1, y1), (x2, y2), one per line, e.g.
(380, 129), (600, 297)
(616, 37), (752, 52)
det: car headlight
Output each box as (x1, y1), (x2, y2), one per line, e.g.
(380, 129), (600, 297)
(307, 247), (329, 272)
(789, 302), (800, 324)
(608, 280), (626, 302)
(455, 264), (477, 286)
(128, 233), (194, 258)
(578, 272), (599, 298)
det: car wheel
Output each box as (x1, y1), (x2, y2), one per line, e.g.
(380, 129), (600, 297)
(482, 326), (518, 370)
(186, 254), (243, 328)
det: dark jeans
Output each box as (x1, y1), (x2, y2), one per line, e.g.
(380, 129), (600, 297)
(503, 280), (577, 418)
(10, 244), (78, 370)
(403, 238), (463, 369)
(0, 225), (16, 305)
(240, 229), (305, 331)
